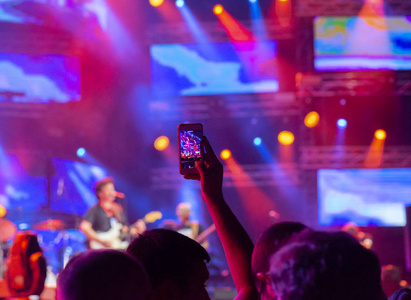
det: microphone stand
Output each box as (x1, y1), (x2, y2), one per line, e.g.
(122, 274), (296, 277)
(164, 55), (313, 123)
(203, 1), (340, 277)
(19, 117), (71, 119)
(116, 194), (130, 243)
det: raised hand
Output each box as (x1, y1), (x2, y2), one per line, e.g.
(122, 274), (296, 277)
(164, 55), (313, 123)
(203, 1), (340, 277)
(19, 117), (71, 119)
(184, 136), (224, 201)
(184, 135), (258, 300)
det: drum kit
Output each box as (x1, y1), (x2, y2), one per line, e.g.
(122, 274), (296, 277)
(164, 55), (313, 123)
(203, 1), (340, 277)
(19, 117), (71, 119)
(0, 217), (87, 281)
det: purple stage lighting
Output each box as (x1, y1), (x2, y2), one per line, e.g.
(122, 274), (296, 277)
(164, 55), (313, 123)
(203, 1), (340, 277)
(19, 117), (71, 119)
(253, 137), (262, 146)
(337, 119), (347, 129)
(77, 148), (87, 158)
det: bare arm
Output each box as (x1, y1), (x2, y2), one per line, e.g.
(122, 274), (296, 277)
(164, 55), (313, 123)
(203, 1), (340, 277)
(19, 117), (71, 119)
(185, 136), (258, 300)
(79, 220), (111, 247)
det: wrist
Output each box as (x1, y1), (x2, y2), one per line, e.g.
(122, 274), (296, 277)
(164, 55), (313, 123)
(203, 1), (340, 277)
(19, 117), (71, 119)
(203, 193), (225, 204)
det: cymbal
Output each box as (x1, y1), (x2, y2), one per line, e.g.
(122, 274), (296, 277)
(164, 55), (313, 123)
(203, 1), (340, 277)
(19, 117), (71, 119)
(0, 218), (17, 242)
(33, 219), (65, 230)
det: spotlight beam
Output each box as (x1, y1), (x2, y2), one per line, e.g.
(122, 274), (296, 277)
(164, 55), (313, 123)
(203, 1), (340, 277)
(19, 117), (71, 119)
(214, 6), (253, 41)
(365, 131), (386, 168)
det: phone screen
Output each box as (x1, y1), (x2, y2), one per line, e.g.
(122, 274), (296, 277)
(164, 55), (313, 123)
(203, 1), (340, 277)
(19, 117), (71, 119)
(179, 129), (202, 172)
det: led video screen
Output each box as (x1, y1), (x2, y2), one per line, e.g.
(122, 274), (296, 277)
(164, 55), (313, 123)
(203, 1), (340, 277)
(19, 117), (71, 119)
(151, 41), (279, 96)
(0, 154), (47, 210)
(0, 0), (107, 29)
(318, 168), (411, 227)
(0, 53), (80, 103)
(0, 156), (107, 214)
(314, 16), (411, 71)
(51, 159), (107, 215)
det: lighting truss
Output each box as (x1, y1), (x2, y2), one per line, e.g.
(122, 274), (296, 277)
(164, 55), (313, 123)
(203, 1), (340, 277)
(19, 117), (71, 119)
(150, 163), (300, 189)
(146, 20), (293, 44)
(300, 146), (411, 169)
(149, 93), (299, 120)
(0, 102), (46, 118)
(296, 72), (411, 97)
(295, 0), (411, 17)
(0, 22), (78, 54)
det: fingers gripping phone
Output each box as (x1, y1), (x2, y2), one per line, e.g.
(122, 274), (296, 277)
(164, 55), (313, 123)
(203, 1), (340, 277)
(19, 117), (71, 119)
(178, 123), (203, 175)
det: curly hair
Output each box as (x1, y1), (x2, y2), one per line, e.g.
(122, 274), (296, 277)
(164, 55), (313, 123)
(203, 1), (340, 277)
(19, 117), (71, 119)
(269, 230), (385, 300)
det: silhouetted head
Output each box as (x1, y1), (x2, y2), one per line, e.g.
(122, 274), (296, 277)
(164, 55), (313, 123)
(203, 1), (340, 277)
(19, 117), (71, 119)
(251, 222), (307, 300)
(269, 230), (386, 300)
(57, 249), (151, 300)
(127, 229), (210, 300)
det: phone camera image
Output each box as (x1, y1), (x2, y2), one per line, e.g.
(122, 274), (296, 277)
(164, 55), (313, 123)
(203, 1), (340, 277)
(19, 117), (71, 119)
(180, 130), (202, 170)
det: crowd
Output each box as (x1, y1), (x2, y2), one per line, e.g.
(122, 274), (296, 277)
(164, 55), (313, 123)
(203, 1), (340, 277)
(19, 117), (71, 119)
(52, 136), (410, 300)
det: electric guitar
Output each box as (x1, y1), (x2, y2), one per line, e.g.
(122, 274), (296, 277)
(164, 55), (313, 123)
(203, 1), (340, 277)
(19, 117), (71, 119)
(89, 211), (163, 250)
(195, 223), (216, 244)
(90, 223), (128, 250)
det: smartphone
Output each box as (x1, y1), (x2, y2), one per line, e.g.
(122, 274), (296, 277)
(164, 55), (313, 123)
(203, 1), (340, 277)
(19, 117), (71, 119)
(178, 123), (203, 175)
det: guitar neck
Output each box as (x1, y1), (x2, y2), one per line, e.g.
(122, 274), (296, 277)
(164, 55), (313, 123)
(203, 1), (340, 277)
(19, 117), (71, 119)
(195, 224), (216, 243)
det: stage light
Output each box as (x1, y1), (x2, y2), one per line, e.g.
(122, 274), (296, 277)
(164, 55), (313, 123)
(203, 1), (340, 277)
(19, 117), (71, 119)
(149, 0), (164, 7)
(0, 204), (6, 218)
(213, 4), (224, 15)
(269, 210), (280, 219)
(214, 5), (253, 41)
(154, 136), (170, 151)
(253, 137), (262, 146)
(375, 129), (386, 140)
(337, 119), (347, 129)
(220, 149), (232, 160)
(278, 131), (294, 146)
(400, 280), (408, 288)
(175, 0), (184, 7)
(18, 223), (30, 230)
(249, 0), (257, 2)
(77, 147), (86, 158)
(304, 111), (320, 128)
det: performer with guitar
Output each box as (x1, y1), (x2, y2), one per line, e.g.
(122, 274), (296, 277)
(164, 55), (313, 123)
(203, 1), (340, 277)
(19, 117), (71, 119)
(163, 202), (213, 249)
(79, 177), (146, 249)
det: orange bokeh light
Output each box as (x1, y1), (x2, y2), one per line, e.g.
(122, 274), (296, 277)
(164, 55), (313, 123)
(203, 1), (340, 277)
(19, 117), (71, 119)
(304, 111), (320, 128)
(220, 149), (232, 160)
(278, 131), (295, 145)
(375, 129), (386, 140)
(149, 0), (164, 7)
(0, 204), (6, 218)
(154, 136), (170, 151)
(213, 5), (224, 15)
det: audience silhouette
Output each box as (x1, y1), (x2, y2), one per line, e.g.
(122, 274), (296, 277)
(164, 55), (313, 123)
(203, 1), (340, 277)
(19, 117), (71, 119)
(56, 249), (152, 300)
(55, 136), (406, 300)
(268, 230), (387, 300)
(251, 222), (307, 300)
(127, 228), (210, 300)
